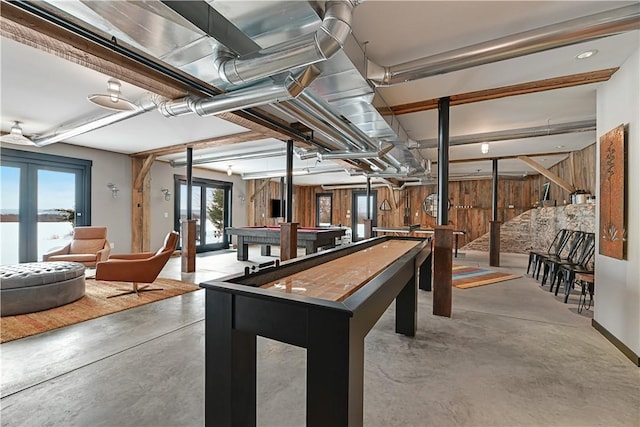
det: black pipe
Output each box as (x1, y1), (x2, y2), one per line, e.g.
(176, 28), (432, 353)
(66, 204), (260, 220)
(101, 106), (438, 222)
(366, 177), (371, 220)
(437, 97), (450, 226)
(279, 177), (285, 218)
(186, 147), (193, 220)
(492, 158), (499, 222)
(286, 139), (293, 222)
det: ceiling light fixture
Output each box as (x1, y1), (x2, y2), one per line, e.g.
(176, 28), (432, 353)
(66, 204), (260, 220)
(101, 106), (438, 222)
(227, 165), (233, 176)
(481, 142), (490, 154)
(0, 121), (36, 146)
(576, 49), (598, 60)
(88, 78), (137, 111)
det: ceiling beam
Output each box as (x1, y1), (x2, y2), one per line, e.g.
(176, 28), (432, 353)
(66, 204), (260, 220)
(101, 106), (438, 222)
(432, 151), (573, 164)
(517, 156), (576, 193)
(379, 69), (618, 116)
(131, 130), (268, 158)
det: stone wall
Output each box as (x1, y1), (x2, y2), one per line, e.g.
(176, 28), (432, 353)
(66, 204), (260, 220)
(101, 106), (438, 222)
(462, 204), (595, 254)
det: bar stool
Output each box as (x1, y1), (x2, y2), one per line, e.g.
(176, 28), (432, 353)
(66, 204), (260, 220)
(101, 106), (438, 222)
(574, 272), (595, 313)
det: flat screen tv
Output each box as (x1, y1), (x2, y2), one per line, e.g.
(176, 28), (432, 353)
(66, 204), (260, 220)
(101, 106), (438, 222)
(270, 199), (285, 218)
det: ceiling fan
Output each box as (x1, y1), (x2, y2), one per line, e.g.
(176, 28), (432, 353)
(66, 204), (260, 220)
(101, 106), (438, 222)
(0, 121), (36, 146)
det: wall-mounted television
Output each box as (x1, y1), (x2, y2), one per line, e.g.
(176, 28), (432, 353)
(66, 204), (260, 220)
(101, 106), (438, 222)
(270, 199), (286, 218)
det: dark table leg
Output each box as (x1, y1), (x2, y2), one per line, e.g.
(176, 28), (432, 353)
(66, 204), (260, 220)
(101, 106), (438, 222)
(307, 310), (360, 427)
(305, 242), (316, 255)
(261, 245), (271, 256)
(395, 273), (417, 336)
(454, 234), (459, 258)
(418, 252), (432, 292)
(237, 237), (249, 261)
(205, 291), (257, 427)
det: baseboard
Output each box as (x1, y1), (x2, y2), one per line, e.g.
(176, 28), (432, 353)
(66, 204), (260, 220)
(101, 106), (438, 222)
(592, 319), (640, 366)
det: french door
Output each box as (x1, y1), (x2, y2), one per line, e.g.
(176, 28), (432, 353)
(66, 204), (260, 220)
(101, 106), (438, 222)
(174, 175), (231, 252)
(1, 148), (91, 264)
(351, 191), (377, 241)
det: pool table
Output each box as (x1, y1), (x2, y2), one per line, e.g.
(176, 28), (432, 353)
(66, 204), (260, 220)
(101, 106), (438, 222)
(226, 226), (347, 261)
(200, 236), (433, 426)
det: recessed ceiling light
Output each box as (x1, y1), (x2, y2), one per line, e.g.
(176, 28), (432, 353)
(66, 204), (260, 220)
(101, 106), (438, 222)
(576, 50), (598, 60)
(555, 145), (565, 149)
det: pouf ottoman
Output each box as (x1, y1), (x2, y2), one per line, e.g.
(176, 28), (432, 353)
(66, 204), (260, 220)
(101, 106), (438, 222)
(0, 261), (86, 317)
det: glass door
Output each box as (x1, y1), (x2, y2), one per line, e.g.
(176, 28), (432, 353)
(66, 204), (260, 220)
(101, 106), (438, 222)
(0, 148), (91, 263)
(351, 191), (377, 241)
(176, 176), (231, 252)
(37, 169), (77, 261)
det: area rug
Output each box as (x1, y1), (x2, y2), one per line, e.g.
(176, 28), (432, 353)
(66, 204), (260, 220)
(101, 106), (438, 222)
(0, 278), (198, 343)
(452, 265), (521, 289)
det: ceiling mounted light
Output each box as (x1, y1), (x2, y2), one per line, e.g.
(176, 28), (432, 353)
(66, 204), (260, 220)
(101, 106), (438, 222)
(88, 78), (137, 111)
(0, 121), (36, 146)
(227, 165), (233, 176)
(481, 142), (490, 154)
(576, 49), (598, 60)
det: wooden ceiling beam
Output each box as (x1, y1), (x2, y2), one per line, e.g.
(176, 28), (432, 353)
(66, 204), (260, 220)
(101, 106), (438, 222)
(380, 68), (619, 116)
(131, 131), (267, 158)
(517, 156), (576, 193)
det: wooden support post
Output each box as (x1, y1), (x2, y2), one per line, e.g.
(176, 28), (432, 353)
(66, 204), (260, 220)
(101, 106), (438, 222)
(433, 226), (453, 317)
(489, 221), (501, 267)
(363, 219), (373, 239)
(181, 219), (196, 272)
(280, 222), (298, 262)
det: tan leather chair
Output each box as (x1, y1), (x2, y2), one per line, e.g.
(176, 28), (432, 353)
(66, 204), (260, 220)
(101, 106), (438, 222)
(95, 231), (179, 298)
(43, 226), (111, 267)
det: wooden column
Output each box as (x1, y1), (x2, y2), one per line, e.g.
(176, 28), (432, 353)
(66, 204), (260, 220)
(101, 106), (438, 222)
(433, 226), (453, 317)
(489, 221), (501, 267)
(131, 155), (154, 252)
(181, 219), (196, 272)
(280, 222), (298, 261)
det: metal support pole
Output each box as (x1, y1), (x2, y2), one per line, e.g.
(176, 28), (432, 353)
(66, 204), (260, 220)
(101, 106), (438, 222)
(437, 97), (450, 226)
(279, 177), (285, 218)
(366, 177), (371, 220)
(492, 158), (498, 221)
(186, 147), (193, 220)
(286, 139), (293, 223)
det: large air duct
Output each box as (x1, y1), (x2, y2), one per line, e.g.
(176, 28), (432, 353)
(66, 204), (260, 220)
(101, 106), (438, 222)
(368, 4), (640, 86)
(218, 1), (358, 86)
(159, 66), (321, 118)
(33, 93), (164, 147)
(416, 119), (596, 148)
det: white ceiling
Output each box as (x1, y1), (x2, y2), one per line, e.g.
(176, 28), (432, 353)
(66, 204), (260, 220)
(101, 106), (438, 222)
(1, 1), (638, 186)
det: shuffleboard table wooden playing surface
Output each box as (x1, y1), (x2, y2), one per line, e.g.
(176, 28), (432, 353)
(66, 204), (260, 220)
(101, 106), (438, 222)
(200, 236), (432, 427)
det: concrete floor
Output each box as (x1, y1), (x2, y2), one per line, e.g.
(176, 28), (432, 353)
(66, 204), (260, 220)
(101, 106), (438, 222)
(1, 247), (638, 427)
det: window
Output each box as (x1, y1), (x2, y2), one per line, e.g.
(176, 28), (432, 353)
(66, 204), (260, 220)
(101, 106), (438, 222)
(1, 148), (91, 263)
(316, 193), (333, 226)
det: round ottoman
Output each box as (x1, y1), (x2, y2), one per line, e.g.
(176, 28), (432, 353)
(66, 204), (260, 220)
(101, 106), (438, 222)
(0, 261), (86, 317)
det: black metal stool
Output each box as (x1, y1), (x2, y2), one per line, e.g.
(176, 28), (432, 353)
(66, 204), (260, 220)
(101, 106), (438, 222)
(575, 272), (595, 313)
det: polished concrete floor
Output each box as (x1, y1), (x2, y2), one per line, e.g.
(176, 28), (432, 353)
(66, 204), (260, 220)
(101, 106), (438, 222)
(1, 246), (639, 427)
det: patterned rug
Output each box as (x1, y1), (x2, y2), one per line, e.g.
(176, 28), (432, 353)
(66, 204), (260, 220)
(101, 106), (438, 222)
(0, 277), (198, 343)
(452, 265), (521, 289)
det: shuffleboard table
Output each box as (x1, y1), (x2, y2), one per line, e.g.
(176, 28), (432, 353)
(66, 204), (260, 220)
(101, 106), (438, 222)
(226, 225), (347, 261)
(200, 236), (432, 427)
(373, 226), (467, 257)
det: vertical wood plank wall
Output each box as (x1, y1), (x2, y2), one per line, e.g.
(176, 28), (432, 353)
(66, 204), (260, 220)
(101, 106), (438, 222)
(245, 144), (595, 246)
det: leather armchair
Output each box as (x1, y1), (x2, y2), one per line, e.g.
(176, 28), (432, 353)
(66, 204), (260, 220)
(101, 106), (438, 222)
(43, 226), (111, 267)
(95, 231), (179, 297)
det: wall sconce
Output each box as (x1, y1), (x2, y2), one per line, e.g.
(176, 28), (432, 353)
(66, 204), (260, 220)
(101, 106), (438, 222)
(481, 142), (490, 154)
(227, 165), (233, 176)
(107, 183), (119, 198)
(237, 192), (246, 205)
(161, 188), (171, 201)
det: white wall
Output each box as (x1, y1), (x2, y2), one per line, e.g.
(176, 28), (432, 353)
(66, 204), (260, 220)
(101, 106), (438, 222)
(149, 161), (247, 250)
(595, 46), (640, 357)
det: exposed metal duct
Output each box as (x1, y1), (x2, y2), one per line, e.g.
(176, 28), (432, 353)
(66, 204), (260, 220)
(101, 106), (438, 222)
(218, 1), (358, 86)
(159, 66), (321, 117)
(170, 148), (286, 167)
(33, 93), (164, 147)
(368, 4), (640, 85)
(416, 119), (596, 149)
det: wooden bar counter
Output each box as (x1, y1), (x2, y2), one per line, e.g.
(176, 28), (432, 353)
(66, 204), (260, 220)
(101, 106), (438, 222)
(200, 236), (432, 427)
